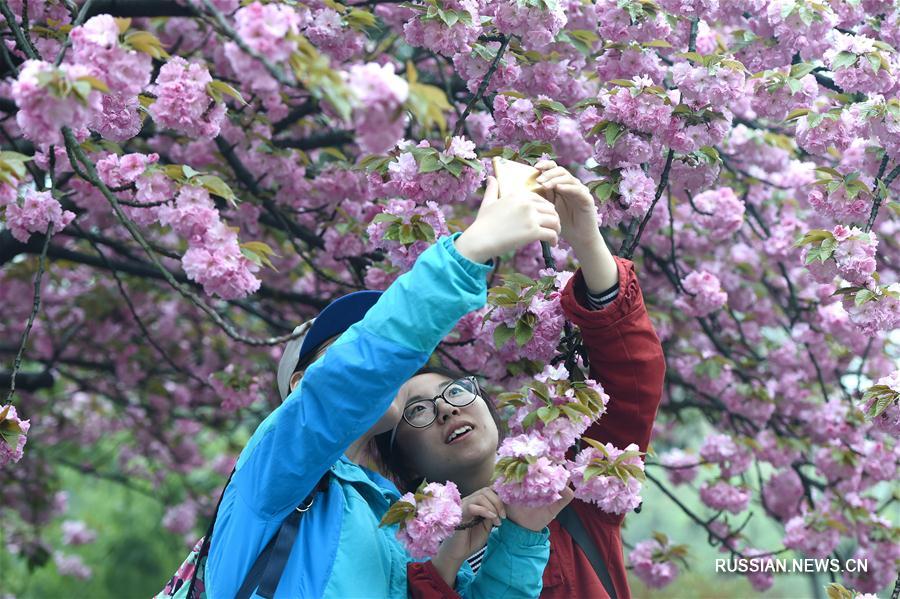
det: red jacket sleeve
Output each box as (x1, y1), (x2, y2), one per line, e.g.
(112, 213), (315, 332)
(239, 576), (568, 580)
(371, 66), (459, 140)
(407, 561), (460, 598)
(560, 257), (666, 514)
(561, 256), (665, 453)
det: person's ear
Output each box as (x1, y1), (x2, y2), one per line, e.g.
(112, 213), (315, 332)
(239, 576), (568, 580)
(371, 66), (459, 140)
(289, 370), (303, 392)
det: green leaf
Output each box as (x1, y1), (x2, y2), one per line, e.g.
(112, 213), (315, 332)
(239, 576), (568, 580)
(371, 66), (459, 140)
(346, 8), (377, 30)
(493, 324), (515, 348)
(583, 465), (606, 481)
(785, 107), (810, 121)
(604, 122), (624, 148)
(793, 228), (833, 247)
(379, 500), (417, 527)
(417, 153), (443, 174)
(496, 391), (526, 408)
(589, 180), (615, 203)
(825, 583), (855, 599)
(581, 436), (608, 455)
(195, 174), (238, 205)
(807, 112), (825, 128)
(416, 221), (436, 242)
(698, 146), (720, 164)
(866, 53), (881, 74)
(854, 288), (877, 306)
(77, 75), (109, 93)
(124, 30), (169, 59)
(488, 286), (519, 306)
(790, 62), (817, 78)
(371, 212), (397, 224)
(0, 151), (32, 182)
(831, 51), (858, 71)
(407, 74), (452, 135)
(399, 223), (416, 244)
(443, 159), (463, 178)
(536, 405), (559, 424)
(207, 79), (247, 105)
(514, 318), (534, 347)
(521, 410), (539, 430)
(677, 51), (704, 64)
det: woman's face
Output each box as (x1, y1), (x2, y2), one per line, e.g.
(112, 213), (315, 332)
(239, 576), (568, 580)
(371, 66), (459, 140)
(392, 373), (499, 485)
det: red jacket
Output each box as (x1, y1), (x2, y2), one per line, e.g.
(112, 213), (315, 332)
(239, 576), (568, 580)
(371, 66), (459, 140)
(408, 256), (667, 598)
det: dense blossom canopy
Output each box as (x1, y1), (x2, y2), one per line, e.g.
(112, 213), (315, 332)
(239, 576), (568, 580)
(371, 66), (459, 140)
(0, 0), (898, 594)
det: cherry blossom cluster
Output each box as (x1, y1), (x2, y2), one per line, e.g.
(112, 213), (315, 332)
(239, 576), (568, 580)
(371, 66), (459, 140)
(490, 364), (642, 514)
(97, 153), (261, 299)
(628, 533), (687, 589)
(380, 480), (462, 559)
(800, 225), (878, 287)
(366, 199), (449, 270)
(482, 273), (567, 364)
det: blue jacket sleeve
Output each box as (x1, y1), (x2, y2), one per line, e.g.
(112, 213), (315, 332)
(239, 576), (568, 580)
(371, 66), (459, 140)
(231, 233), (493, 520)
(456, 520), (550, 599)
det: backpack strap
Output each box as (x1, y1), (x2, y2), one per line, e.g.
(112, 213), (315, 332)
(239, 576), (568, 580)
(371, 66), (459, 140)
(185, 468), (236, 599)
(557, 504), (618, 599)
(236, 475), (330, 599)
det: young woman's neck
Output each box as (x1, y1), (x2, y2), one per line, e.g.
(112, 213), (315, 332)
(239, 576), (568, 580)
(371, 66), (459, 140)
(454, 458), (497, 497)
(344, 435), (375, 466)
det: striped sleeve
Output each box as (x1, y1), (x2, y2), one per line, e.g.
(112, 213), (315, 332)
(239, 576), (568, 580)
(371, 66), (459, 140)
(466, 545), (487, 574)
(584, 280), (619, 310)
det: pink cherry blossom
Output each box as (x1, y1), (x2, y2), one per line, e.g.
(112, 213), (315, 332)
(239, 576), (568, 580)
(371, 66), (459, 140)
(0, 404), (30, 466)
(570, 442), (644, 515)
(699, 481), (750, 514)
(394, 481), (462, 559)
(11, 60), (102, 146)
(674, 271), (728, 317)
(4, 189), (75, 243)
(148, 57), (225, 139)
(629, 538), (681, 588)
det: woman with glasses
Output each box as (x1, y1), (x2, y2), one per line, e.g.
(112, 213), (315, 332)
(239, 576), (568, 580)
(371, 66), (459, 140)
(375, 161), (666, 599)
(190, 176), (574, 599)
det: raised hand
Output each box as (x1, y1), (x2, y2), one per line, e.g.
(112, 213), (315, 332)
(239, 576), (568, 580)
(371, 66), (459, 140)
(454, 175), (562, 264)
(534, 159), (603, 253)
(430, 487), (507, 585)
(506, 486), (575, 532)
(534, 160), (618, 294)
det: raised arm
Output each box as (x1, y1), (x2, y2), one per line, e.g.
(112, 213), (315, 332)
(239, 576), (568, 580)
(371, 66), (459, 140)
(232, 173), (563, 519)
(232, 232), (494, 520)
(534, 159), (665, 455)
(560, 257), (666, 454)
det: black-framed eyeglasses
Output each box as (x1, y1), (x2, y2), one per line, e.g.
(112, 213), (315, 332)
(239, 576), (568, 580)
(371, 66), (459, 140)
(390, 377), (481, 448)
(402, 376), (480, 428)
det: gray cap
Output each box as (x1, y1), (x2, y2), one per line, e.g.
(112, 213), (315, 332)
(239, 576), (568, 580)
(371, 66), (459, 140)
(275, 289), (384, 400)
(276, 319), (316, 400)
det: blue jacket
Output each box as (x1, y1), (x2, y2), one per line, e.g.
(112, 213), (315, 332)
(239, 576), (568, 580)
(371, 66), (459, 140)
(205, 233), (550, 598)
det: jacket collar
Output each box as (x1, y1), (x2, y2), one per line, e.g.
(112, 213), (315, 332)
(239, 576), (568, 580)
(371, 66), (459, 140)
(332, 455), (402, 503)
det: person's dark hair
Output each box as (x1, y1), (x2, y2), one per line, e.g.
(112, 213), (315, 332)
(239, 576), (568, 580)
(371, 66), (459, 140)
(374, 365), (505, 493)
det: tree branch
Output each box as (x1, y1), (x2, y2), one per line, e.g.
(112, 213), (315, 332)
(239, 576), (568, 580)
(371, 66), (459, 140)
(5, 224), (51, 403)
(84, 0), (195, 18)
(272, 130), (355, 151)
(454, 34), (508, 137)
(622, 148), (674, 259)
(0, 370), (54, 392)
(3, 230), (326, 308)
